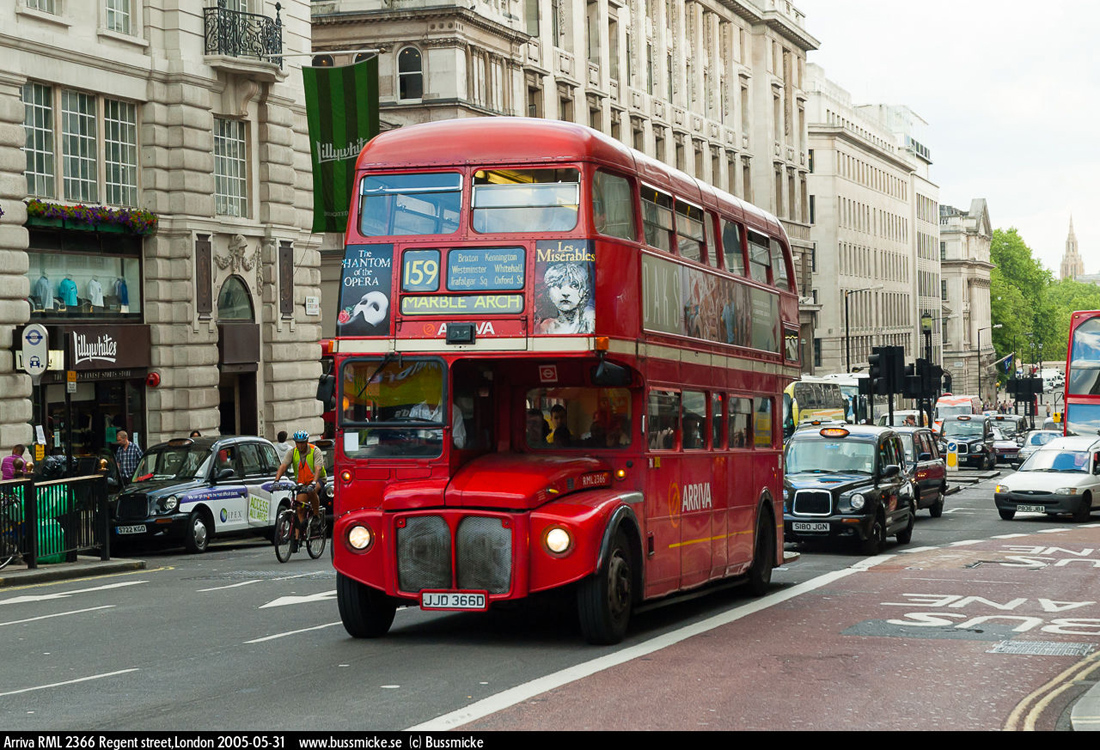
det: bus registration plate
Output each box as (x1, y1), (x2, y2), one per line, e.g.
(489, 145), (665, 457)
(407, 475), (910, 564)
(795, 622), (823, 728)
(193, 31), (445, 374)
(792, 522), (829, 532)
(1016, 505), (1046, 513)
(420, 591), (488, 611)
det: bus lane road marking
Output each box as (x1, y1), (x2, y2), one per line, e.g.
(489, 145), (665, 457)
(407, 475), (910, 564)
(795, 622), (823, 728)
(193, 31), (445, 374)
(0, 668), (139, 698)
(0, 580), (147, 606)
(0, 605), (115, 628)
(408, 555), (892, 732)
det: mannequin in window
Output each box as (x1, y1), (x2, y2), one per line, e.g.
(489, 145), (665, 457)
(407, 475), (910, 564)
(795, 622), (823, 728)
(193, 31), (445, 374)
(88, 277), (104, 308)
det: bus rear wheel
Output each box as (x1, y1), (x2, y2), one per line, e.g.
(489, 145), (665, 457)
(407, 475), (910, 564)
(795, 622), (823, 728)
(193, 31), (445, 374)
(337, 573), (397, 638)
(577, 530), (633, 645)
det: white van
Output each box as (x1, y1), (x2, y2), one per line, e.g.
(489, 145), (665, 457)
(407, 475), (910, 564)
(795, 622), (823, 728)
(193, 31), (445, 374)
(1040, 368), (1064, 392)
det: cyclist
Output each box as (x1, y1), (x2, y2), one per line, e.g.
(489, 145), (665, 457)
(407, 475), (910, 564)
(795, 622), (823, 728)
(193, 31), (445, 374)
(274, 431), (326, 543)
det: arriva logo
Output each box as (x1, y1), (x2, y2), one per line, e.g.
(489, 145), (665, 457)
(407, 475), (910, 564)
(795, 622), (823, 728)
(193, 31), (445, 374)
(681, 482), (713, 513)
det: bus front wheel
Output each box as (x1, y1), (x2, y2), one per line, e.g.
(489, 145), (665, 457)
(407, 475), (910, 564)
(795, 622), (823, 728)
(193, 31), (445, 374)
(337, 573), (397, 638)
(577, 530), (633, 645)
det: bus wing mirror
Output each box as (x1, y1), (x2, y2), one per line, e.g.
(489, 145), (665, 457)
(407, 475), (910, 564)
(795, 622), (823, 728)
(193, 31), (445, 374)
(591, 359), (631, 387)
(317, 372), (336, 411)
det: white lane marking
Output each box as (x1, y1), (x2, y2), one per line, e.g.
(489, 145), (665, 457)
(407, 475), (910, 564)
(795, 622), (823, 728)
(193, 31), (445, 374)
(0, 606), (114, 627)
(0, 580), (147, 606)
(245, 621), (343, 643)
(408, 556), (894, 731)
(273, 572), (322, 581)
(198, 580), (260, 592)
(0, 669), (139, 697)
(947, 540), (983, 547)
(260, 591), (337, 608)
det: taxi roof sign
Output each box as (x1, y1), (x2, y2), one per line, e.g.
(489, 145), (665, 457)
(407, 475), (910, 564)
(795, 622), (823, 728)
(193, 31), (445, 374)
(820, 427), (850, 438)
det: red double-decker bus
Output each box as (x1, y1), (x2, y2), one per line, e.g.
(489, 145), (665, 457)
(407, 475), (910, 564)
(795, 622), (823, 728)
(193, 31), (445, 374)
(1064, 310), (1100, 436)
(325, 118), (801, 644)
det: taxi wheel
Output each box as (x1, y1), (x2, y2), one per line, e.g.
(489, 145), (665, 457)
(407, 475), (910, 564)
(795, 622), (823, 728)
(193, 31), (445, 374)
(183, 510), (211, 554)
(337, 573), (396, 638)
(578, 530), (633, 645)
(895, 502), (915, 545)
(860, 512), (885, 556)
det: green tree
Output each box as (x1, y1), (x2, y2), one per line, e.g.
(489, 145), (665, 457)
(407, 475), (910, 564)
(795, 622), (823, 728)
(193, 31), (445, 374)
(990, 228), (1055, 369)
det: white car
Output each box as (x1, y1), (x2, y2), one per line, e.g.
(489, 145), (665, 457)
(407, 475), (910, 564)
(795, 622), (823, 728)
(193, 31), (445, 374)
(994, 436), (1100, 522)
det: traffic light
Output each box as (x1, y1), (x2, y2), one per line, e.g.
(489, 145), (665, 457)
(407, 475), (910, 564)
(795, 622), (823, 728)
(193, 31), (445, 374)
(902, 362), (922, 399)
(868, 349), (885, 395)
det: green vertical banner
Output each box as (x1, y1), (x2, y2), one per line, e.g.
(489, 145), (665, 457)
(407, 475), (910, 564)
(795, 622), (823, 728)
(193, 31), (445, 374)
(303, 57), (380, 234)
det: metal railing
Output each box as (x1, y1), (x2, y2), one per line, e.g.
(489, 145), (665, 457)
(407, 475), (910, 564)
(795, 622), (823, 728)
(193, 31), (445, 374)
(203, 0), (283, 67)
(0, 475), (110, 569)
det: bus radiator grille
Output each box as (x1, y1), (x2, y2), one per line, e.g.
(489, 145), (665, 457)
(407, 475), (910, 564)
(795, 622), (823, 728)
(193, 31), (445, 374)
(456, 517), (512, 594)
(792, 490), (832, 516)
(397, 516), (452, 592)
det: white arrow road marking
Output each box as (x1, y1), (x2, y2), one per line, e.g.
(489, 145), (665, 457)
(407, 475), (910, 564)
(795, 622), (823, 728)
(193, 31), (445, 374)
(0, 580), (147, 606)
(0, 605), (114, 627)
(259, 590), (337, 608)
(0, 669), (139, 697)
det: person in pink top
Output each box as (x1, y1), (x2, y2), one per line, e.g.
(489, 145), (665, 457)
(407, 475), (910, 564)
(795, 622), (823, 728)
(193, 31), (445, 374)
(1, 444), (26, 480)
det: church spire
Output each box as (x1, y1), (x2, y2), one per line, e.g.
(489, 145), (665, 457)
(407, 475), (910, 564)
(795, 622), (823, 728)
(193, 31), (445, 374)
(1061, 216), (1084, 280)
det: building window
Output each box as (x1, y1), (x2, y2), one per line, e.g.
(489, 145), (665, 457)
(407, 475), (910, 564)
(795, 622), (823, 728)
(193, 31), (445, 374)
(214, 117), (248, 218)
(218, 275), (254, 321)
(398, 47), (423, 101)
(105, 0), (131, 34)
(23, 82), (55, 199)
(104, 99), (138, 207)
(26, 0), (57, 11)
(23, 83), (140, 207)
(61, 90), (98, 203)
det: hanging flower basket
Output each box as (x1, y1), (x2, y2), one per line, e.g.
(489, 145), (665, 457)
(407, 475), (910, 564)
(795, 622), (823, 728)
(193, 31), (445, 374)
(25, 199), (158, 235)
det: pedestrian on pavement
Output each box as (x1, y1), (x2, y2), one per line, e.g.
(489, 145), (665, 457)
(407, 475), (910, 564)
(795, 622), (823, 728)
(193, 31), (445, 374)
(190, 430), (201, 438)
(273, 430), (293, 456)
(115, 430), (142, 485)
(1, 444), (26, 480)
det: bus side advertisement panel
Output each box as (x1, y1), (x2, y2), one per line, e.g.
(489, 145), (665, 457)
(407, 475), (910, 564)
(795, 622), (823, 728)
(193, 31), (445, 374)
(337, 244), (394, 337)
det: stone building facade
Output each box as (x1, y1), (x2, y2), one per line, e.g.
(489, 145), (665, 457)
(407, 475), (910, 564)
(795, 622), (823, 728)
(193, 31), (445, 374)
(804, 64), (940, 375)
(310, 0), (820, 356)
(0, 0), (323, 456)
(939, 199), (995, 401)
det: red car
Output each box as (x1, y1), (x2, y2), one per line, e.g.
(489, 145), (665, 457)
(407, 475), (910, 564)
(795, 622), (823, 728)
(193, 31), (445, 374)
(894, 426), (948, 517)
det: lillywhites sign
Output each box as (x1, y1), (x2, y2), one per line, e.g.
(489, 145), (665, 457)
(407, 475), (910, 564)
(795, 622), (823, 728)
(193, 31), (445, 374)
(74, 332), (118, 365)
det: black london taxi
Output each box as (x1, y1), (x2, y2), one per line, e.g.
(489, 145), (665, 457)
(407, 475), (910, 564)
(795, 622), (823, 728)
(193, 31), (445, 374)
(110, 436), (292, 553)
(893, 425), (948, 517)
(938, 415), (996, 469)
(783, 425), (915, 555)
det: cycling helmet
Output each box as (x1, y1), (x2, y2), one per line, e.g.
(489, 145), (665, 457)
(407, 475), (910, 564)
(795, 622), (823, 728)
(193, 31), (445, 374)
(292, 430), (309, 442)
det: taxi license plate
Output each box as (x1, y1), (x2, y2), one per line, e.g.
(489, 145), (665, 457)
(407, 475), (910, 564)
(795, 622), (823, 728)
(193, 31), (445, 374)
(792, 522), (829, 532)
(1017, 505), (1047, 513)
(116, 524), (146, 535)
(420, 592), (488, 611)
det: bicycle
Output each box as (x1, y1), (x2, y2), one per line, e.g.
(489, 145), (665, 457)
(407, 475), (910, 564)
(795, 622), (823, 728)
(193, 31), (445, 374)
(0, 491), (25, 571)
(273, 482), (327, 563)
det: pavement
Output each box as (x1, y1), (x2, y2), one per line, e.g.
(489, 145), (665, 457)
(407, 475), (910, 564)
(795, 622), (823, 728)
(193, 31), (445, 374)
(3, 535), (1100, 731)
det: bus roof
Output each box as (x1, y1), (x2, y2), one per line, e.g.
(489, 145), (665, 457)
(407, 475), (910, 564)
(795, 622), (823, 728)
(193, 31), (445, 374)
(355, 117), (787, 241)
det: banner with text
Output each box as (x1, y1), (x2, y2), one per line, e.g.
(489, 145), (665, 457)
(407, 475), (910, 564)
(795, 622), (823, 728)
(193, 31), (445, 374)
(303, 57), (379, 233)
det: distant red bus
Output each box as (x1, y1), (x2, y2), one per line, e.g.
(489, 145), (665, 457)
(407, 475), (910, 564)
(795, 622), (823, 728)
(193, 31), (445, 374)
(326, 118), (802, 644)
(1064, 311), (1100, 436)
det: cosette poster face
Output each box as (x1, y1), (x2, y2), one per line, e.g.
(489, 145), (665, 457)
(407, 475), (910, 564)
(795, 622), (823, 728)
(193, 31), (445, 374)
(337, 244), (394, 337)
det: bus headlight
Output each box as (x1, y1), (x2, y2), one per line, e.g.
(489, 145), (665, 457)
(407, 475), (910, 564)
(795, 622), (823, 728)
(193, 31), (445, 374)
(849, 493), (866, 511)
(544, 526), (572, 555)
(347, 524), (374, 551)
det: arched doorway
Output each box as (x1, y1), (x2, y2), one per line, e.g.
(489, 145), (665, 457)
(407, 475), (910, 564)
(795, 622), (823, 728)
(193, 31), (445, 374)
(217, 275), (259, 436)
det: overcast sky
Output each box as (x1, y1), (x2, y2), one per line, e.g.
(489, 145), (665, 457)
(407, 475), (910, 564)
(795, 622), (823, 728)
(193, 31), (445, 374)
(796, 0), (1097, 276)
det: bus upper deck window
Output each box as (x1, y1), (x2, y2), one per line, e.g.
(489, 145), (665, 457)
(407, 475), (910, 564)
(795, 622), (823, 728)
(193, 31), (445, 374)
(721, 220), (745, 275)
(641, 187), (674, 252)
(592, 170), (637, 241)
(359, 172), (461, 237)
(675, 202), (705, 263)
(472, 169), (579, 233)
(770, 238), (791, 290)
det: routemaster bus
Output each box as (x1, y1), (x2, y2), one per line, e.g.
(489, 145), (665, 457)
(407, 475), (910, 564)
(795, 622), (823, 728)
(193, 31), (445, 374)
(324, 117), (802, 644)
(1064, 310), (1100, 436)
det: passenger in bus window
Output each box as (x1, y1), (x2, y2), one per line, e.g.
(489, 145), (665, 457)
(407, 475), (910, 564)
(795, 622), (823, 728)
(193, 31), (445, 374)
(526, 409), (550, 448)
(547, 404), (573, 446)
(537, 262), (596, 335)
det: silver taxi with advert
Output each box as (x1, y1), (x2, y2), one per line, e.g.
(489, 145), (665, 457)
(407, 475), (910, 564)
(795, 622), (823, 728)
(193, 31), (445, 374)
(783, 425), (915, 555)
(994, 436), (1100, 523)
(110, 436), (293, 552)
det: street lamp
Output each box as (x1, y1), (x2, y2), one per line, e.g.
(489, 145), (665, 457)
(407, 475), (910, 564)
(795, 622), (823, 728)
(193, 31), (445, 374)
(844, 285), (883, 373)
(977, 323), (1003, 405)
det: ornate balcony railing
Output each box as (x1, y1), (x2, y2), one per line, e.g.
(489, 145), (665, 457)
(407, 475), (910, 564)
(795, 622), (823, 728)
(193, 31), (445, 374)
(204, 1), (283, 67)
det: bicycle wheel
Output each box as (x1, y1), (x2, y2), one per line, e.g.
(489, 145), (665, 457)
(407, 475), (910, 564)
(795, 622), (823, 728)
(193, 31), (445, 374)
(306, 514), (327, 559)
(273, 511), (295, 563)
